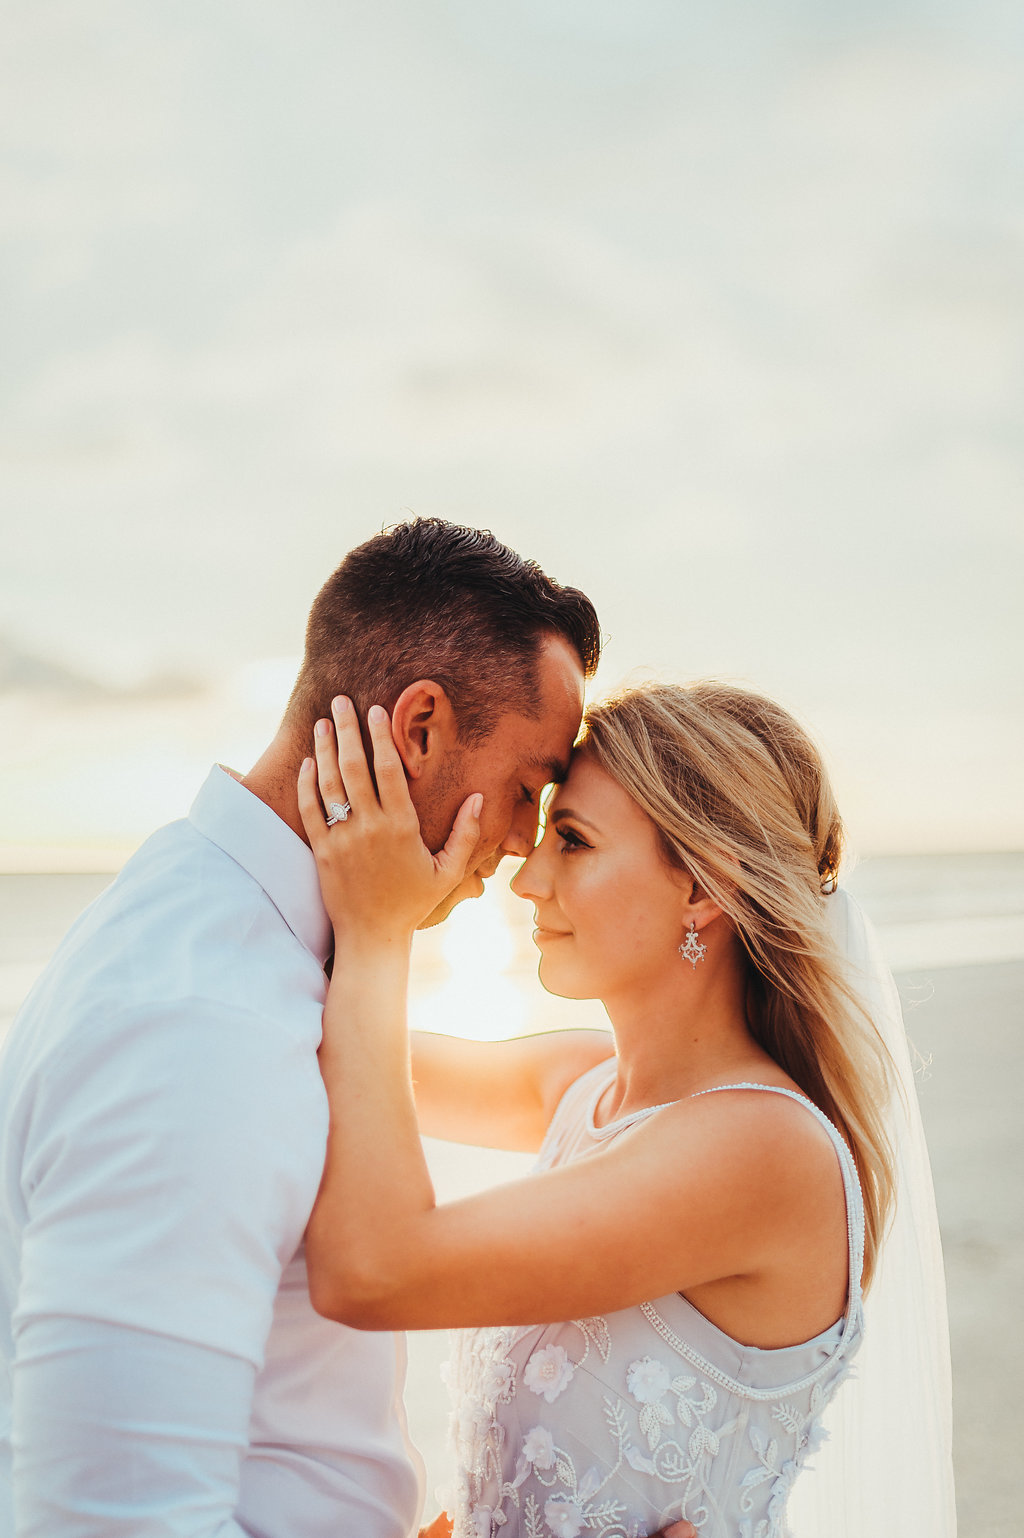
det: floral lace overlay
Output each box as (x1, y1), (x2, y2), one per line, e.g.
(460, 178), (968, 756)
(442, 1307), (859, 1538)
(441, 1071), (865, 1538)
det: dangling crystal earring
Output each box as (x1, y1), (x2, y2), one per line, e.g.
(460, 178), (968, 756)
(679, 921), (706, 968)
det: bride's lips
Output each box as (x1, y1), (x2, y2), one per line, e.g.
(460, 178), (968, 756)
(533, 925), (572, 944)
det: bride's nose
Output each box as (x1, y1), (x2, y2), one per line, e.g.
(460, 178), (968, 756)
(510, 841), (551, 903)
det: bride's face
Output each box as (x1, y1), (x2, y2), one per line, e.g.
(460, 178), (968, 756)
(511, 749), (691, 1001)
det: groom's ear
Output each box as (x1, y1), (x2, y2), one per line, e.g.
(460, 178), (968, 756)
(390, 680), (459, 778)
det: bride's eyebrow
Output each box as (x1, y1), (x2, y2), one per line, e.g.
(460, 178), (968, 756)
(550, 808), (600, 834)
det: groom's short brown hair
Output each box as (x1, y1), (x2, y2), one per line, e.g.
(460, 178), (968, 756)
(285, 519), (601, 746)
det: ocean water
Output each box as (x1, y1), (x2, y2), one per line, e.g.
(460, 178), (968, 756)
(845, 851), (1024, 971)
(4, 851), (1023, 1039)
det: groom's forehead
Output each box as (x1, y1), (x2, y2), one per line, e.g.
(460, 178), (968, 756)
(488, 634), (584, 778)
(482, 713), (572, 782)
(521, 749), (572, 784)
(494, 704), (578, 778)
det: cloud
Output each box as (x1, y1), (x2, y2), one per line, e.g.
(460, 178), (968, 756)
(1, 3), (1021, 846)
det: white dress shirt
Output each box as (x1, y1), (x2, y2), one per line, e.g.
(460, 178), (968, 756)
(0, 767), (423, 1537)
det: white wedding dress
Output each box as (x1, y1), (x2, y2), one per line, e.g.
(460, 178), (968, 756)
(441, 1061), (865, 1538)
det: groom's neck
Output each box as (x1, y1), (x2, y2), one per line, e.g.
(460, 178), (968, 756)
(241, 732), (309, 845)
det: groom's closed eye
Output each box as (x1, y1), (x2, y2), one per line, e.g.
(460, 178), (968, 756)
(524, 753), (571, 786)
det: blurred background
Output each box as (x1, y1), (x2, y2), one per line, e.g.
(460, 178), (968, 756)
(2, 3), (1022, 1532)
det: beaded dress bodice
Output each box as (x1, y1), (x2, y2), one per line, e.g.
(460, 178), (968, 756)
(441, 1061), (865, 1538)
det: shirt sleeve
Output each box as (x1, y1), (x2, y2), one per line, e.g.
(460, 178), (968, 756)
(12, 1318), (255, 1537)
(12, 996), (328, 1534)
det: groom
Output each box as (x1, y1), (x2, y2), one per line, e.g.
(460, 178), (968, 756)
(0, 520), (694, 1538)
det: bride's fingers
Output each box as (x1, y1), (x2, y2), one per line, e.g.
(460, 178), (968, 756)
(366, 705), (415, 820)
(313, 715), (348, 817)
(331, 696), (377, 812)
(434, 792), (483, 886)
(297, 756), (327, 848)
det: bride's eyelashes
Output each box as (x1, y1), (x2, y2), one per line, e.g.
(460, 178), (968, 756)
(556, 825), (591, 853)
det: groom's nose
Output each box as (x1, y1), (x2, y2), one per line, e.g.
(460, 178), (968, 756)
(502, 800), (541, 860)
(474, 812), (535, 880)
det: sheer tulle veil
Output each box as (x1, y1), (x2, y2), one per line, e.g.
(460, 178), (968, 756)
(788, 886), (957, 1536)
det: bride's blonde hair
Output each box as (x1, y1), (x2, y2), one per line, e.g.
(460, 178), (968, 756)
(581, 680), (895, 1289)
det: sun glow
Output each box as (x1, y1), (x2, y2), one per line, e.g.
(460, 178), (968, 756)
(409, 886), (533, 1042)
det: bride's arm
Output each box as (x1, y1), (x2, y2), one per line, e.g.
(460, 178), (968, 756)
(410, 1029), (614, 1150)
(299, 700), (817, 1333)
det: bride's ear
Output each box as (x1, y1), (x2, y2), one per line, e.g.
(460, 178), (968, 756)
(390, 681), (459, 778)
(675, 871), (728, 934)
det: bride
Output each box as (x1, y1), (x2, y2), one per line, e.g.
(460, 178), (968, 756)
(297, 680), (954, 1538)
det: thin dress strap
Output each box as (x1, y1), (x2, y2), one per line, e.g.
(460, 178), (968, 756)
(584, 1069), (864, 1312)
(689, 1081), (865, 1311)
(635, 1081), (867, 1400)
(584, 1064), (685, 1140)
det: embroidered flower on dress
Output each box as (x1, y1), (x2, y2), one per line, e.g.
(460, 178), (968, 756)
(456, 1400), (491, 1449)
(524, 1344), (575, 1403)
(481, 1358), (514, 1406)
(766, 1458), (801, 1523)
(544, 1494), (586, 1538)
(438, 1097), (864, 1538)
(522, 1425), (556, 1470)
(626, 1356), (672, 1404)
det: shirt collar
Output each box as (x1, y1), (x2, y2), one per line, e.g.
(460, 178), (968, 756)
(188, 765), (333, 968)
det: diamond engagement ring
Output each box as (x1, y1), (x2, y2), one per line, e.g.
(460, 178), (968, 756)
(325, 801), (351, 826)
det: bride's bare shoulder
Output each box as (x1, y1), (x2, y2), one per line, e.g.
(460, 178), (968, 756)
(651, 1082), (849, 1205)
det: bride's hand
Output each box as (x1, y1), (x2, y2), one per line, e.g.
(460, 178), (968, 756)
(297, 696), (483, 943)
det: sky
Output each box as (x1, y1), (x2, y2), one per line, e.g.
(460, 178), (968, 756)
(1, 1), (1022, 860)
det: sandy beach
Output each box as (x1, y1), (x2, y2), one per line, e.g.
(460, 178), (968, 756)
(1, 855), (1020, 1536)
